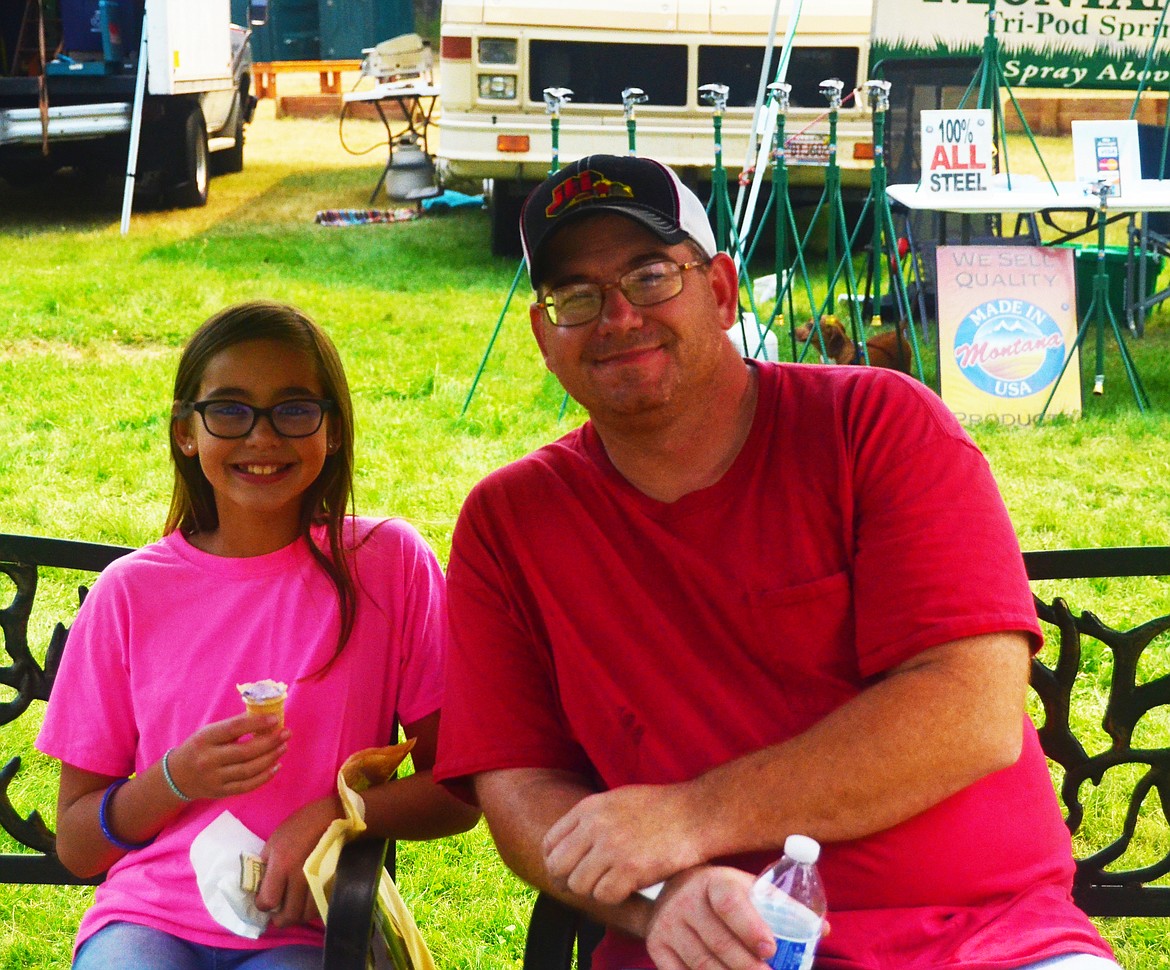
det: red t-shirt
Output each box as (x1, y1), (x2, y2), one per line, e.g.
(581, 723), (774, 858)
(436, 362), (1113, 969)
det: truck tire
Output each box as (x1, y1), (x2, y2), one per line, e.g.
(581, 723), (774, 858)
(211, 84), (247, 176)
(489, 181), (529, 258)
(169, 103), (210, 208)
(214, 111), (245, 175)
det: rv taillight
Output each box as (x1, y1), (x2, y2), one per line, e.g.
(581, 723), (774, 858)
(853, 142), (875, 161)
(442, 36), (472, 60)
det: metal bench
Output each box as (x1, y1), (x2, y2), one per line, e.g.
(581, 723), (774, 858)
(521, 545), (1170, 968)
(0, 533), (391, 970)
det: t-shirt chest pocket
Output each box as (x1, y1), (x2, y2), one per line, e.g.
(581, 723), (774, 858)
(747, 570), (860, 719)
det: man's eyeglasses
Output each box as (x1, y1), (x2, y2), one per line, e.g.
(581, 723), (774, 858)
(534, 258), (709, 327)
(184, 399), (335, 439)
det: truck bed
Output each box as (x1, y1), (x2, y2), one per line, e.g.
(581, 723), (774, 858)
(0, 74), (137, 110)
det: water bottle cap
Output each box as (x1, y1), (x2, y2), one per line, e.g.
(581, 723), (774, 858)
(784, 833), (821, 864)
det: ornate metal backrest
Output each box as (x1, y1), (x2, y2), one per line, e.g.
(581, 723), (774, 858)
(0, 533), (132, 885)
(1024, 546), (1170, 917)
(520, 546), (1170, 966)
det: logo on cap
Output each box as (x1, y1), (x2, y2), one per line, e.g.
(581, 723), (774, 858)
(546, 170), (633, 219)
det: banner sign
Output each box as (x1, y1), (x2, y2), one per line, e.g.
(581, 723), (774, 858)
(872, 0), (1170, 92)
(936, 246), (1082, 425)
(920, 110), (994, 191)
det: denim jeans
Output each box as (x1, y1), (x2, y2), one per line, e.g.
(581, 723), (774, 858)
(73, 922), (323, 970)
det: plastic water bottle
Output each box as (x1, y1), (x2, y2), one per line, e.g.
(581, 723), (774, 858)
(750, 834), (827, 970)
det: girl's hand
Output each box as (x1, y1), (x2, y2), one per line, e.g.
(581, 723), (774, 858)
(255, 795), (344, 927)
(166, 713), (289, 801)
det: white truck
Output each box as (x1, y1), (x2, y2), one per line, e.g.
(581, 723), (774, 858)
(0, 0), (263, 207)
(435, 0), (876, 253)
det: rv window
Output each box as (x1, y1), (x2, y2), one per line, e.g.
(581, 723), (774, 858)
(698, 46), (860, 109)
(529, 41), (687, 106)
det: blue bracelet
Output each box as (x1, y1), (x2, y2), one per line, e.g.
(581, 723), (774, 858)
(98, 779), (156, 851)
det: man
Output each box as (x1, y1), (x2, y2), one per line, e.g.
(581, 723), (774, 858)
(434, 154), (1116, 970)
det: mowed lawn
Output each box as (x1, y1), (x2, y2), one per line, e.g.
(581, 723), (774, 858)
(2, 98), (1170, 968)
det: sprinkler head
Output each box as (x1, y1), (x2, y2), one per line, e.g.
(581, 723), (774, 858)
(865, 79), (891, 112)
(767, 81), (792, 114)
(622, 86), (648, 119)
(1088, 176), (1114, 203)
(543, 87), (573, 114)
(819, 77), (844, 108)
(699, 82), (729, 114)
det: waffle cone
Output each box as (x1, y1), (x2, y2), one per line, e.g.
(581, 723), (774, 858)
(243, 695), (286, 728)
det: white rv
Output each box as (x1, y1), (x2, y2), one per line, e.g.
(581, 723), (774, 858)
(435, 0), (876, 252)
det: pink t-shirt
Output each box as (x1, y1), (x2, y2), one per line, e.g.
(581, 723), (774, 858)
(38, 517), (446, 953)
(436, 363), (1114, 970)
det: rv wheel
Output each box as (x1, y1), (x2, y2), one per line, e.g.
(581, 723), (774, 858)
(489, 180), (529, 257)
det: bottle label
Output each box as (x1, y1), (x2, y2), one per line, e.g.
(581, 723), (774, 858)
(766, 936), (815, 970)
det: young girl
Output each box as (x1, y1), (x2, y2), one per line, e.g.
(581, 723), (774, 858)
(37, 301), (478, 969)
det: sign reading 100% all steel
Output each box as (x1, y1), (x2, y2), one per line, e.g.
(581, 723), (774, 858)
(920, 110), (994, 192)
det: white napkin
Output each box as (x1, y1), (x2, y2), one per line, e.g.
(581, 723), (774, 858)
(189, 810), (270, 939)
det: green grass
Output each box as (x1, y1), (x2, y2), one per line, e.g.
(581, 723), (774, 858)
(3, 110), (1170, 967)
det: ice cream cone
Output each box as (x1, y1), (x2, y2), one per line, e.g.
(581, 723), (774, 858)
(237, 679), (288, 729)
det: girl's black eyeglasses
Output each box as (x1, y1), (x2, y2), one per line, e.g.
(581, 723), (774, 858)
(183, 399), (335, 439)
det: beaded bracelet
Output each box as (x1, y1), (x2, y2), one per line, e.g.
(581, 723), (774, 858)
(99, 778), (156, 851)
(161, 748), (193, 802)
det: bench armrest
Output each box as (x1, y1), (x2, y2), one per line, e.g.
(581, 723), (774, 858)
(322, 837), (389, 970)
(523, 892), (604, 970)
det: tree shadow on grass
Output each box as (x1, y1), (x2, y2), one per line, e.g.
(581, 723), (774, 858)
(137, 167), (508, 294)
(0, 168), (127, 234)
(0, 163), (509, 295)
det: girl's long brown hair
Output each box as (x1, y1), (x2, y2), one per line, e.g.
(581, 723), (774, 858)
(165, 301), (358, 665)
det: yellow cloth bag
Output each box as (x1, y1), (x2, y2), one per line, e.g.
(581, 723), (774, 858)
(304, 741), (437, 970)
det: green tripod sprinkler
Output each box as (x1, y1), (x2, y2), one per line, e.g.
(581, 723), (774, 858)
(765, 81), (797, 360)
(822, 76), (844, 298)
(543, 86), (573, 171)
(701, 81), (767, 350)
(699, 82), (733, 254)
(806, 76), (862, 353)
(542, 86), (577, 417)
(1039, 177), (1150, 420)
(622, 87), (647, 156)
(764, 80), (821, 363)
(864, 79), (892, 338)
(860, 78), (924, 380)
(462, 85), (574, 416)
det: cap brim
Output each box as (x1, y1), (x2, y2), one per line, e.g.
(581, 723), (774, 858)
(527, 204), (693, 286)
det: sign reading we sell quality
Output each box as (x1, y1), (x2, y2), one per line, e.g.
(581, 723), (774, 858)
(936, 246), (1081, 425)
(920, 110), (993, 192)
(872, 0), (1170, 92)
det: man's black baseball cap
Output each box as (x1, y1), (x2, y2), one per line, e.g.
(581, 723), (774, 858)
(520, 154), (718, 287)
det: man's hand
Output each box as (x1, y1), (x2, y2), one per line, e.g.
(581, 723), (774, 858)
(645, 866), (775, 970)
(542, 783), (705, 905)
